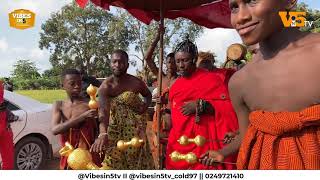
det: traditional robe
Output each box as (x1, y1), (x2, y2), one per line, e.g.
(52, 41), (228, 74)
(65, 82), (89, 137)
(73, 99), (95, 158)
(102, 91), (154, 169)
(0, 81), (14, 170)
(166, 69), (238, 170)
(152, 87), (170, 134)
(0, 82), (6, 135)
(59, 110), (100, 170)
(150, 87), (170, 167)
(237, 105), (320, 169)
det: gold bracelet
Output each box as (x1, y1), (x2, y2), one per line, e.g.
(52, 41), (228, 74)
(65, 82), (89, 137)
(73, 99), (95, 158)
(98, 133), (108, 138)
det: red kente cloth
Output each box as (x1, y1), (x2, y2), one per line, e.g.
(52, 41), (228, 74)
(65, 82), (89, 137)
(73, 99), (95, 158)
(59, 120), (100, 169)
(237, 106), (320, 169)
(166, 69), (238, 170)
(0, 81), (14, 170)
(0, 81), (6, 135)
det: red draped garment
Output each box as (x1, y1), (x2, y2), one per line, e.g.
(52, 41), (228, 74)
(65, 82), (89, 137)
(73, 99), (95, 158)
(59, 116), (100, 169)
(0, 81), (14, 170)
(166, 69), (238, 170)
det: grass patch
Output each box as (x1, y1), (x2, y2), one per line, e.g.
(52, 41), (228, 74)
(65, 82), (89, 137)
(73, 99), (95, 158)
(15, 90), (67, 104)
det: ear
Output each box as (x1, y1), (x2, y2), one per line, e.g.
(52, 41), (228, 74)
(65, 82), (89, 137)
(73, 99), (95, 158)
(285, 0), (298, 10)
(125, 60), (129, 69)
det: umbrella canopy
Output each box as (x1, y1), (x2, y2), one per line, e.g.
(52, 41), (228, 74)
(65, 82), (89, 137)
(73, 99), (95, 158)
(76, 0), (232, 28)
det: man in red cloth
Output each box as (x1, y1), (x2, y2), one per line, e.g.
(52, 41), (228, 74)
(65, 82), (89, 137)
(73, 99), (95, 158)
(51, 69), (102, 169)
(199, 0), (320, 170)
(166, 37), (238, 170)
(0, 81), (14, 170)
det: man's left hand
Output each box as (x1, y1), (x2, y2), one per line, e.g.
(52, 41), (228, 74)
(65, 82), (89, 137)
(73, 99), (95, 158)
(199, 150), (225, 166)
(181, 101), (197, 115)
(90, 134), (108, 153)
(223, 131), (238, 144)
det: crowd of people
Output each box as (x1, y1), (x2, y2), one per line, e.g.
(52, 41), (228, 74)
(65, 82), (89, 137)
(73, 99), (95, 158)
(1, 0), (319, 170)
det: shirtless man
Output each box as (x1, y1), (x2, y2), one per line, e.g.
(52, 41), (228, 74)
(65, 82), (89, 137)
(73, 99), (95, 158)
(145, 28), (177, 90)
(98, 49), (152, 128)
(200, 0), (320, 169)
(144, 29), (178, 167)
(51, 69), (101, 169)
(97, 49), (154, 169)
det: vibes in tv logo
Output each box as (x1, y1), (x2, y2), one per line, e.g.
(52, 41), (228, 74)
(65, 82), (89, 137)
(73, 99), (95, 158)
(9, 9), (36, 30)
(279, 11), (314, 28)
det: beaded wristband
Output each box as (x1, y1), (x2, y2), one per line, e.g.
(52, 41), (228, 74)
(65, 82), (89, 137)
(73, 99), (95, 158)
(98, 133), (108, 139)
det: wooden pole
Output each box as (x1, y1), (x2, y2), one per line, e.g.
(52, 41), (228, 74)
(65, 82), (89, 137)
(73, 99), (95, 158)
(156, 0), (164, 170)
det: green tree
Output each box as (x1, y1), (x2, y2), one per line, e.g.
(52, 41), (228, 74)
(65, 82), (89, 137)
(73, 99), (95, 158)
(118, 10), (204, 81)
(12, 60), (40, 79)
(42, 67), (61, 78)
(297, 3), (320, 32)
(39, 2), (135, 77)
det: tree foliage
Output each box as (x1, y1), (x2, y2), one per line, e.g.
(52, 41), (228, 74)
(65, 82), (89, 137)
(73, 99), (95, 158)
(9, 60), (60, 90)
(11, 59), (40, 79)
(39, 3), (204, 80)
(297, 3), (320, 33)
(39, 2), (134, 77)
(118, 10), (204, 80)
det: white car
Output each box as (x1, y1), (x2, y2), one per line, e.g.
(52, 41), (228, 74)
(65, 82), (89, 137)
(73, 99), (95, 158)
(2, 90), (60, 170)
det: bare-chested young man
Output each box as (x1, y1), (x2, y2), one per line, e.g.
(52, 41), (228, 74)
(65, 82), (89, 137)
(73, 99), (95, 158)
(144, 29), (178, 167)
(97, 50), (154, 169)
(51, 69), (101, 169)
(200, 0), (320, 169)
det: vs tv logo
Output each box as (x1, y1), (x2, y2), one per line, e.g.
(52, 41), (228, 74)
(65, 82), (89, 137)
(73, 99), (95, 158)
(9, 9), (35, 30)
(279, 11), (314, 28)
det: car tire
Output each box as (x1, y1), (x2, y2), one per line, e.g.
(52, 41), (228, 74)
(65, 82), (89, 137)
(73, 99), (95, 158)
(14, 137), (47, 170)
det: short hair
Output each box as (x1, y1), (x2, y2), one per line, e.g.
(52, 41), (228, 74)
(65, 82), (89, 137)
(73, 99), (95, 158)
(174, 35), (198, 63)
(77, 68), (86, 75)
(198, 51), (216, 64)
(166, 53), (175, 59)
(112, 49), (129, 62)
(61, 69), (81, 79)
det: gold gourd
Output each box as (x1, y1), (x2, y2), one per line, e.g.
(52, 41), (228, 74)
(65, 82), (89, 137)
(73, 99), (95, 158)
(86, 84), (99, 109)
(178, 135), (206, 147)
(169, 151), (198, 164)
(59, 142), (112, 170)
(116, 137), (144, 151)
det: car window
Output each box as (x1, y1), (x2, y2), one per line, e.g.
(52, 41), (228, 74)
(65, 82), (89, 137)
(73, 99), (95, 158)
(4, 100), (21, 111)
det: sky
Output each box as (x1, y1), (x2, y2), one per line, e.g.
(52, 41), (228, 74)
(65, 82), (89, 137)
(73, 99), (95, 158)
(0, 0), (318, 77)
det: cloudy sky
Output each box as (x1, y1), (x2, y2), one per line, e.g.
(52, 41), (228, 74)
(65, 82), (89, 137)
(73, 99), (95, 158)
(0, 0), (318, 77)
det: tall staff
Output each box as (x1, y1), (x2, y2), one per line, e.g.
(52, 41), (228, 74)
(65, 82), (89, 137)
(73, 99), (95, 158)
(156, 0), (165, 170)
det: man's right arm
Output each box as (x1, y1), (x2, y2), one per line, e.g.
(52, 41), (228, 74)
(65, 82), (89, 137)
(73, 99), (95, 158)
(218, 75), (250, 157)
(199, 73), (250, 165)
(98, 81), (110, 131)
(51, 101), (89, 135)
(145, 29), (161, 76)
(90, 82), (110, 152)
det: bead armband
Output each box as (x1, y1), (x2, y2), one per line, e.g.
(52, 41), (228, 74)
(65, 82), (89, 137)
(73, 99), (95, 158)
(98, 133), (108, 139)
(195, 99), (209, 124)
